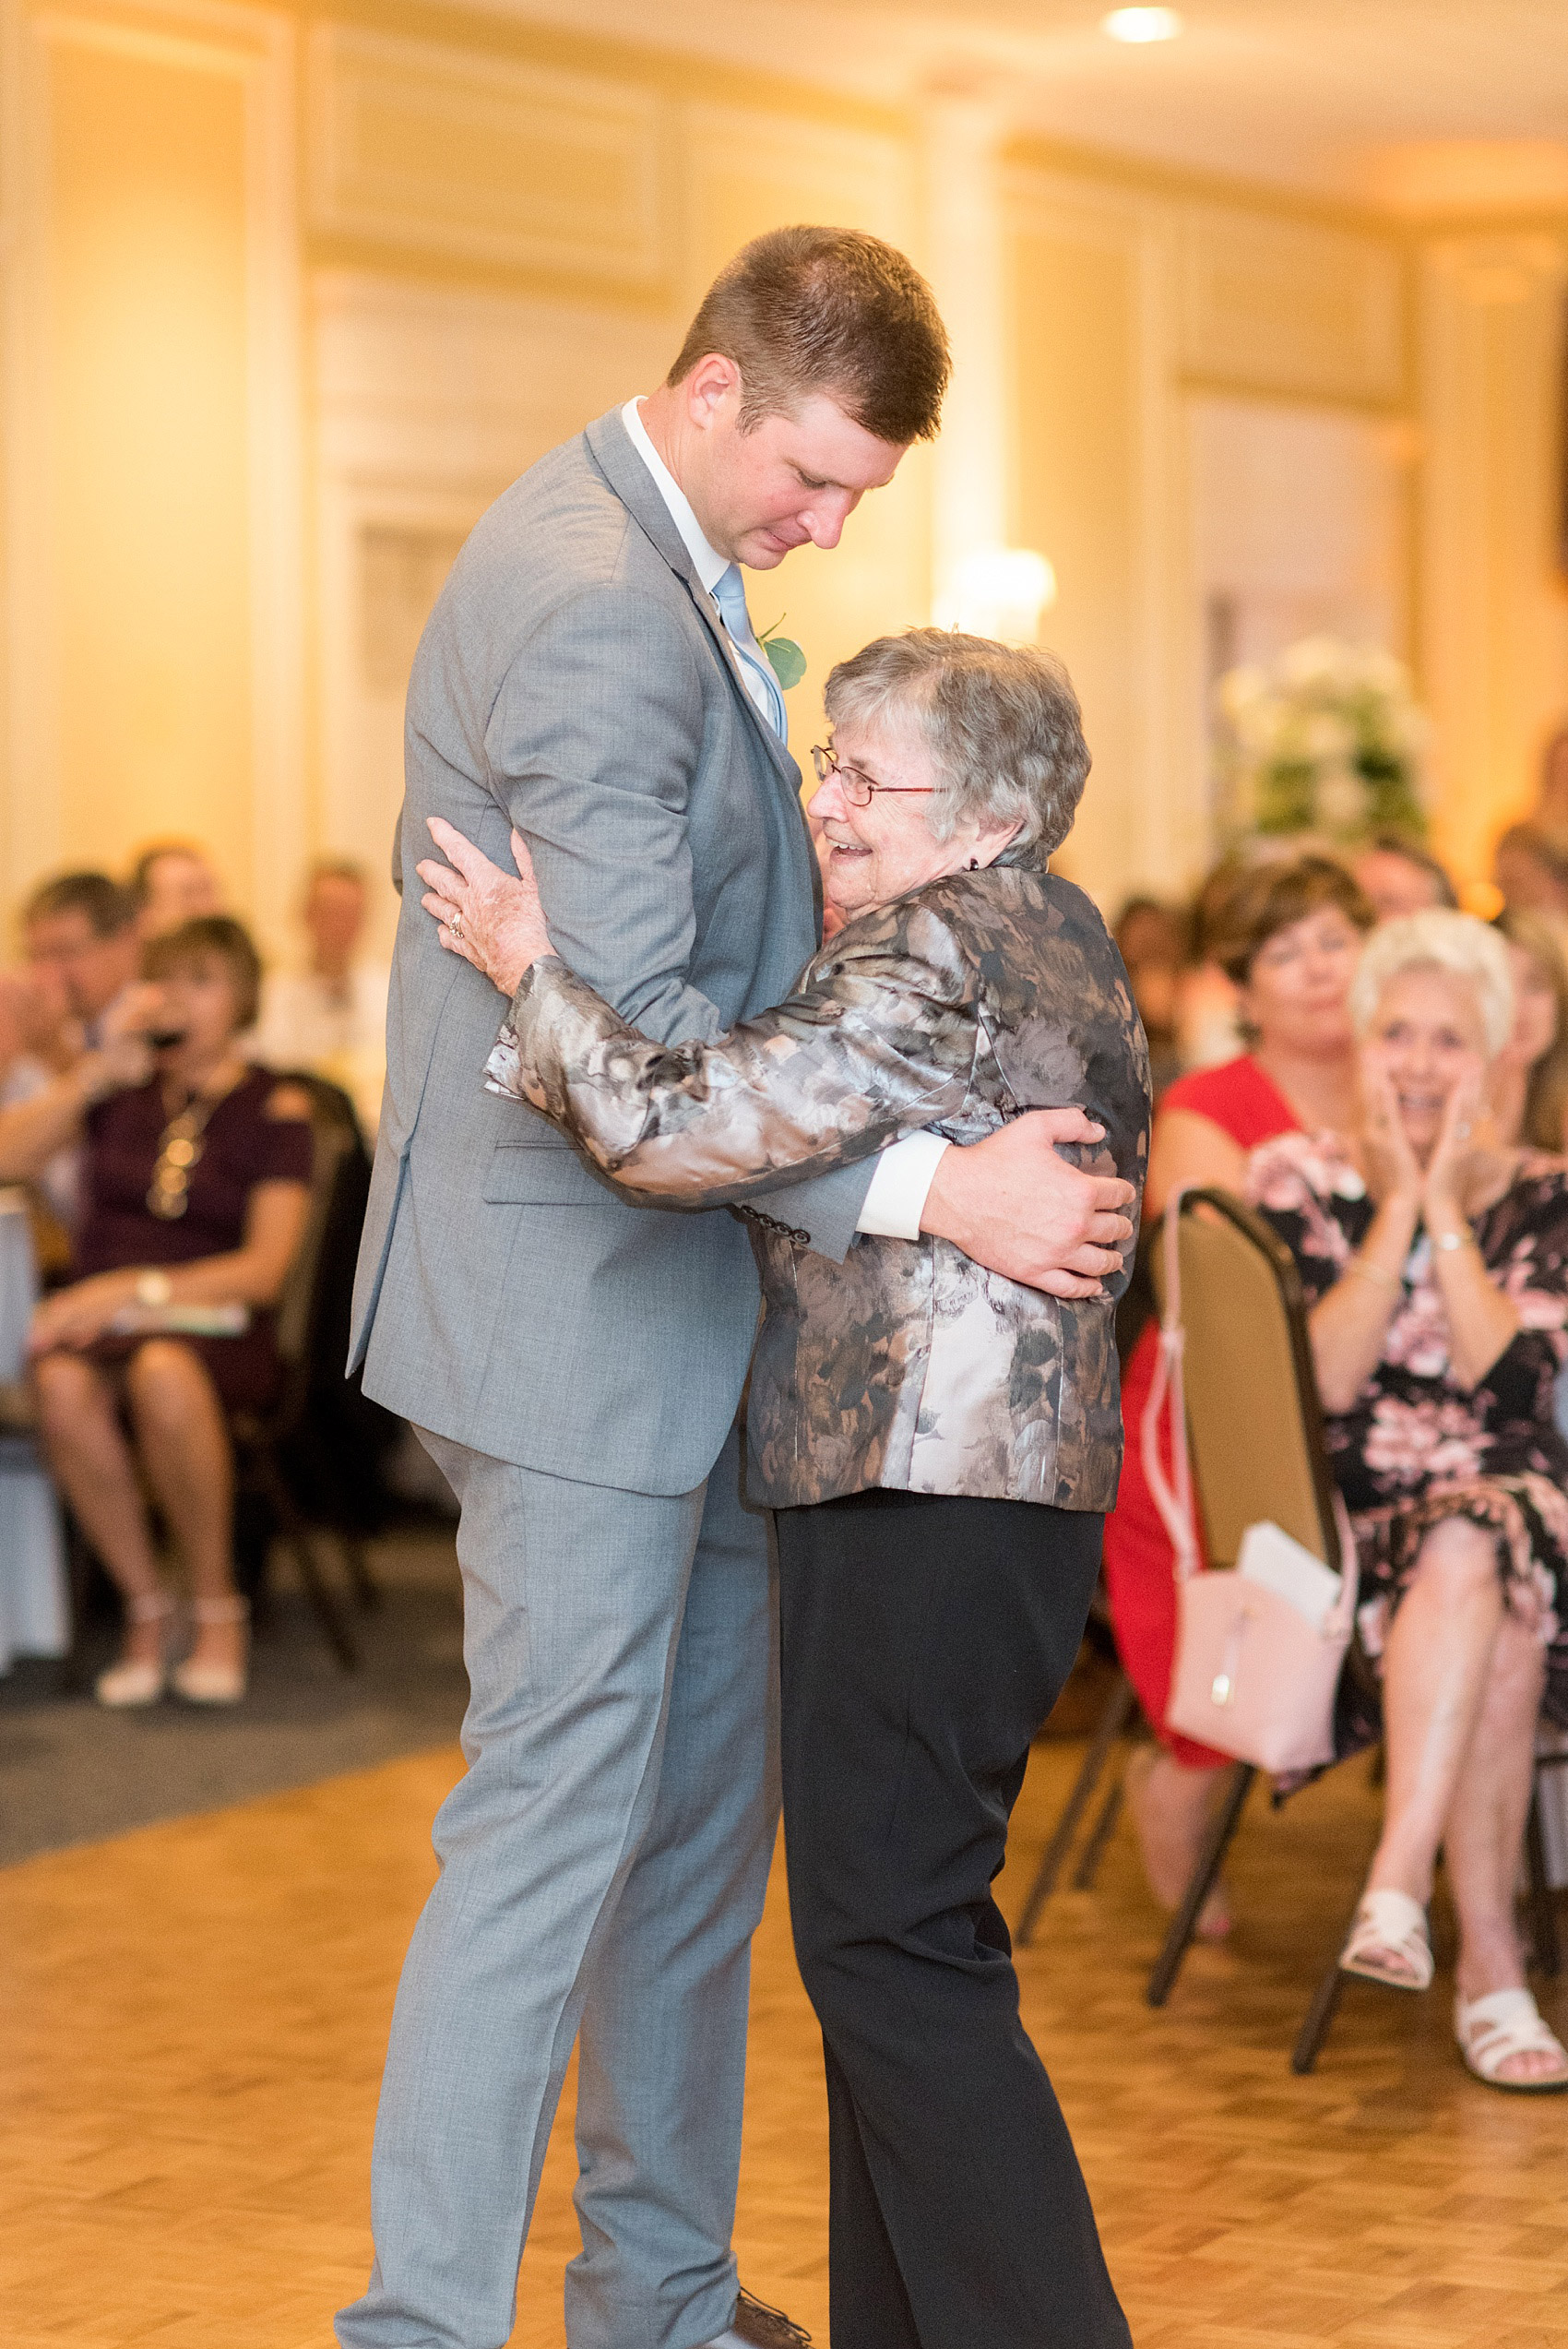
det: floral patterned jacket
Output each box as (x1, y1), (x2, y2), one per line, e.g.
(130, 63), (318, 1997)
(1246, 1128), (1568, 1516)
(483, 854), (1151, 1508)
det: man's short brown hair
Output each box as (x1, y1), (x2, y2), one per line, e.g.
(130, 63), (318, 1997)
(143, 914), (263, 1032)
(666, 225), (949, 446)
(23, 869), (136, 938)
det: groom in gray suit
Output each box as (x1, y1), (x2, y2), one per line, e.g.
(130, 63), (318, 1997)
(339, 227), (1134, 2349)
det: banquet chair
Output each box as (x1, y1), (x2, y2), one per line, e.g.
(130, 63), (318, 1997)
(1140, 1186), (1360, 2069)
(228, 1093), (381, 1671)
(1142, 1186), (1563, 2071)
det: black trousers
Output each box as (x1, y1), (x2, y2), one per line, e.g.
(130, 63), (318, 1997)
(776, 1488), (1132, 2349)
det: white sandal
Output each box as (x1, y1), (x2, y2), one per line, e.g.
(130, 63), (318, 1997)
(1339, 1888), (1433, 1990)
(1455, 1988), (1568, 2093)
(95, 1589), (177, 1709)
(172, 1594), (249, 1706)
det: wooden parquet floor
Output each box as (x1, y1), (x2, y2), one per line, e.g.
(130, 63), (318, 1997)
(3, 1735), (1566, 2348)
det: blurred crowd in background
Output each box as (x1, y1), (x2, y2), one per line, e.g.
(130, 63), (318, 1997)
(1115, 721), (1568, 1129)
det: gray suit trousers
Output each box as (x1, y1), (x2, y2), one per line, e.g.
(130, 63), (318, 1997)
(334, 1426), (778, 2349)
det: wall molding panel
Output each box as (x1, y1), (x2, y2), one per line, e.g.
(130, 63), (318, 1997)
(1420, 231), (1568, 886)
(307, 26), (673, 287)
(1177, 205), (1407, 406)
(0, 0), (303, 948)
(312, 272), (680, 950)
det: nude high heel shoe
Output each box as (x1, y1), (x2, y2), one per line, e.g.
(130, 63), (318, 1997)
(95, 1589), (177, 1708)
(172, 1593), (250, 1706)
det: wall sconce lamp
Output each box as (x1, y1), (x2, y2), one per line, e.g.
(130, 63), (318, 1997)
(933, 547), (1058, 645)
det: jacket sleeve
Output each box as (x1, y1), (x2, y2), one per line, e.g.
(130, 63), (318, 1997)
(481, 901), (982, 1209)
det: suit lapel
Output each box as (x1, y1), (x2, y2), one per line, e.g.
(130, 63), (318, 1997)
(583, 410), (802, 796)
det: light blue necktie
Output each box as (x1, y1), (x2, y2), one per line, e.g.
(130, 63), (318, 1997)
(711, 564), (789, 744)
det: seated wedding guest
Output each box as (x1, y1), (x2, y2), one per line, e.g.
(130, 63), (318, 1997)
(0, 874), (144, 1239)
(1536, 722), (1568, 830)
(1492, 908), (1568, 1152)
(1104, 855), (1373, 1933)
(0, 878), (149, 1189)
(28, 915), (313, 1710)
(1353, 832), (1459, 923)
(1250, 911), (1568, 2091)
(1114, 896), (1187, 1103)
(418, 629), (1144, 2348)
(253, 856), (389, 1135)
(1173, 853), (1250, 1072)
(129, 839), (224, 939)
(1494, 820), (1568, 923)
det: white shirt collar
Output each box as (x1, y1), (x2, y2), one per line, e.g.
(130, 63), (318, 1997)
(621, 398), (729, 596)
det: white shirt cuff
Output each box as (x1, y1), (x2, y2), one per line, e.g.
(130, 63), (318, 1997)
(855, 1132), (950, 1241)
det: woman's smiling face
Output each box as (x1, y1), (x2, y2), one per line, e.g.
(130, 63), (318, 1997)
(1363, 963), (1490, 1155)
(809, 719), (948, 919)
(810, 717), (1019, 919)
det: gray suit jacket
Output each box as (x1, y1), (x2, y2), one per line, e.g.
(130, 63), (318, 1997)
(349, 407), (878, 1493)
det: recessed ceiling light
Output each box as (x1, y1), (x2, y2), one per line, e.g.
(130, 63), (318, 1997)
(1102, 6), (1183, 41)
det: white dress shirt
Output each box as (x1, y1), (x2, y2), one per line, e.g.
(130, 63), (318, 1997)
(621, 398), (945, 1241)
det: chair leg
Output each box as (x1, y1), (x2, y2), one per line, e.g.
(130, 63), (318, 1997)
(338, 1532), (382, 1614)
(1016, 1670), (1136, 1947)
(1525, 1789), (1561, 1980)
(1291, 1956), (1348, 2075)
(1072, 1771), (1126, 1892)
(252, 1452), (359, 1673)
(1147, 1761), (1255, 2008)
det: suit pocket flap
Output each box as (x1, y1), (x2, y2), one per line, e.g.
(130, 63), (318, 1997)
(482, 1139), (612, 1206)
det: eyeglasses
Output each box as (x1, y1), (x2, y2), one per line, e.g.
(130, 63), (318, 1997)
(810, 745), (936, 809)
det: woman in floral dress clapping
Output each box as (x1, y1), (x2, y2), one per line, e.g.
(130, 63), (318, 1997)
(1248, 910), (1568, 2093)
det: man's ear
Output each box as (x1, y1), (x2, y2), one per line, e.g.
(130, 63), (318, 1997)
(683, 352), (742, 429)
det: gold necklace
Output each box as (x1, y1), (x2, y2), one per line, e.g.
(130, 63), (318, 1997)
(146, 1071), (243, 1222)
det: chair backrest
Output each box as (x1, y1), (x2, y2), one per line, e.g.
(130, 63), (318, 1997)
(1150, 1186), (1344, 1575)
(274, 1122), (356, 1373)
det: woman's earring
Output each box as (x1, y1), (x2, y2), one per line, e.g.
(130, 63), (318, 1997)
(967, 856), (980, 871)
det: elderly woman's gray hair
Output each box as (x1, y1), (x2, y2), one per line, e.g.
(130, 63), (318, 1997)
(823, 628), (1090, 854)
(1349, 909), (1516, 1058)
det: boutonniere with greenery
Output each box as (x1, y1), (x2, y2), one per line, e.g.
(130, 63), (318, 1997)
(758, 615), (807, 690)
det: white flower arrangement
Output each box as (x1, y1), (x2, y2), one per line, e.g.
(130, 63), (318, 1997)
(1217, 637), (1431, 844)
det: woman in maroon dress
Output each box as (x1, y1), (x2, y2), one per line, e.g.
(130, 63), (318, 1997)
(1104, 856), (1372, 1928)
(29, 917), (313, 1708)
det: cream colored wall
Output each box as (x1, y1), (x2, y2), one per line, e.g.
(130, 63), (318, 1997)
(1, 0), (302, 953)
(46, 38), (254, 893)
(1418, 231), (1568, 888)
(1, 0), (1563, 951)
(1004, 152), (1419, 908)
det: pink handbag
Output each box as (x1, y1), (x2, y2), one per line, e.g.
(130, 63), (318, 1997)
(1140, 1190), (1358, 1776)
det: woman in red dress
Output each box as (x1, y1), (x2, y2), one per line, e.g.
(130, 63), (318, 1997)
(1106, 856), (1373, 1927)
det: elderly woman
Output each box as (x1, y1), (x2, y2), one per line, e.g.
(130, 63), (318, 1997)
(419, 629), (1147, 2349)
(28, 916), (313, 1708)
(1246, 911), (1568, 2092)
(1107, 854), (1373, 1931)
